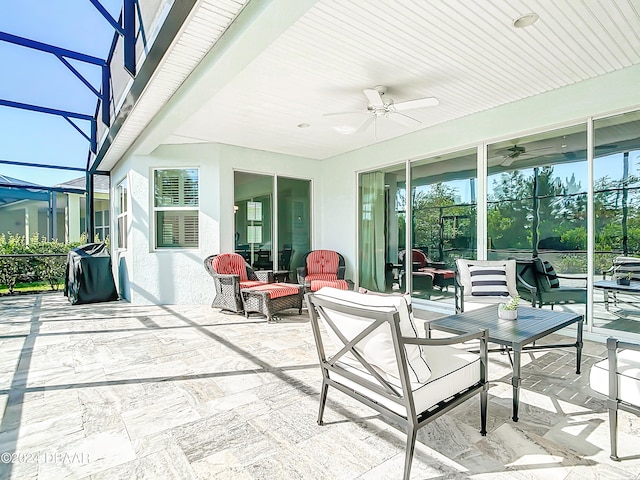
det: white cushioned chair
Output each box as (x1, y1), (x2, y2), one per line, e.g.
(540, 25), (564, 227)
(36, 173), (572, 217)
(454, 259), (533, 313)
(589, 337), (640, 460)
(306, 287), (488, 480)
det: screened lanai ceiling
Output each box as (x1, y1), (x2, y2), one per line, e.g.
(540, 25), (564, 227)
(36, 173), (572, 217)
(2, 0), (640, 179)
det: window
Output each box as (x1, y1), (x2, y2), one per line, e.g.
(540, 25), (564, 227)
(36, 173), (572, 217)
(94, 210), (110, 241)
(153, 168), (199, 248)
(116, 178), (128, 249)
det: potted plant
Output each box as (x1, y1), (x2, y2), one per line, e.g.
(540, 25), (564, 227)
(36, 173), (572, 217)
(498, 295), (520, 320)
(617, 272), (633, 286)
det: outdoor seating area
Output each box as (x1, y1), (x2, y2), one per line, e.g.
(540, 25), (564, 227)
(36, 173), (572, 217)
(204, 253), (304, 321)
(1, 292), (639, 479)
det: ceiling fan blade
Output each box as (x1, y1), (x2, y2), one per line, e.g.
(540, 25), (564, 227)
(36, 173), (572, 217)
(356, 115), (375, 134)
(394, 97), (439, 111)
(363, 88), (383, 106)
(389, 111), (421, 127)
(501, 157), (517, 167)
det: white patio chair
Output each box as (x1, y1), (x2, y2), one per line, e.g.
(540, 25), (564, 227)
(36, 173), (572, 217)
(589, 337), (640, 460)
(454, 259), (532, 313)
(306, 287), (488, 480)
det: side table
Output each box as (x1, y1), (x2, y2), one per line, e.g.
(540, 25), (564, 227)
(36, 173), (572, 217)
(272, 270), (290, 282)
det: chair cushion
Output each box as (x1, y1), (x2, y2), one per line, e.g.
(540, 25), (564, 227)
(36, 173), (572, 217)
(468, 264), (509, 297)
(329, 345), (481, 417)
(310, 279), (349, 291)
(534, 259), (560, 291)
(306, 273), (339, 283)
(239, 280), (268, 289)
(306, 250), (340, 275)
(590, 349), (640, 406)
(243, 283), (300, 299)
(313, 287), (431, 384)
(211, 253), (249, 281)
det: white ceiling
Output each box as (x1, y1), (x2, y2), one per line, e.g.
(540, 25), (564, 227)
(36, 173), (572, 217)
(106, 0), (640, 165)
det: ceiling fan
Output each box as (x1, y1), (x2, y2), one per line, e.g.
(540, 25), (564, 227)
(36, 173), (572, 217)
(500, 144), (555, 166)
(325, 85), (439, 137)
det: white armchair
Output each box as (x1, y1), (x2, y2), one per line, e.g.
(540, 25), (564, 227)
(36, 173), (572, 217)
(589, 337), (640, 460)
(306, 287), (489, 480)
(454, 259), (531, 313)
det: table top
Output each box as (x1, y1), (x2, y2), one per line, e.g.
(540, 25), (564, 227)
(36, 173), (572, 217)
(428, 305), (583, 347)
(593, 279), (640, 293)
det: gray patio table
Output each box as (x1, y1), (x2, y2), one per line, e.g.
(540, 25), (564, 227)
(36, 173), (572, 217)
(426, 305), (584, 422)
(593, 279), (640, 313)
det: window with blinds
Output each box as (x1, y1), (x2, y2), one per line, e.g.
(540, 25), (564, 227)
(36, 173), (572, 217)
(153, 169), (199, 248)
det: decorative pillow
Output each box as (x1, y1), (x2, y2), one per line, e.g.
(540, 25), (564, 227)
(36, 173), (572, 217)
(313, 287), (431, 384)
(469, 264), (509, 297)
(534, 259), (559, 291)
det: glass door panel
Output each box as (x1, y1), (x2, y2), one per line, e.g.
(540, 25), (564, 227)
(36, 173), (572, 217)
(487, 125), (588, 318)
(410, 149), (477, 301)
(234, 172), (273, 269)
(358, 165), (405, 293)
(277, 177), (311, 279)
(593, 111), (640, 331)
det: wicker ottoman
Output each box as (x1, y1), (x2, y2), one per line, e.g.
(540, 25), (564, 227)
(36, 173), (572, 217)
(241, 283), (304, 322)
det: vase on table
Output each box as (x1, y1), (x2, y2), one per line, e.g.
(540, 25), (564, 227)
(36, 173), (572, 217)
(498, 306), (518, 320)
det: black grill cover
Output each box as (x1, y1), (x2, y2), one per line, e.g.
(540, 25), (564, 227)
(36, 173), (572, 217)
(64, 243), (118, 305)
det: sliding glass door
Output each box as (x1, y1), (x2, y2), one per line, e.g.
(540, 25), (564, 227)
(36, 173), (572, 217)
(593, 111), (640, 330)
(234, 172), (310, 278)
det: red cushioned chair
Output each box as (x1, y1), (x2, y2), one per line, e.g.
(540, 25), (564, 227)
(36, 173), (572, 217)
(398, 249), (434, 295)
(204, 253), (273, 313)
(296, 250), (350, 291)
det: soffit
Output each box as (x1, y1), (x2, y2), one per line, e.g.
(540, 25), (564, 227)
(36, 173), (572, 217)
(98, 0), (247, 169)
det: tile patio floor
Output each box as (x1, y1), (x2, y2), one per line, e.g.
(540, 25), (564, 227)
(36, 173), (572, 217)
(0, 292), (639, 479)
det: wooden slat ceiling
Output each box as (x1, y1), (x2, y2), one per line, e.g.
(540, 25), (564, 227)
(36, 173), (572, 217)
(105, 0), (640, 164)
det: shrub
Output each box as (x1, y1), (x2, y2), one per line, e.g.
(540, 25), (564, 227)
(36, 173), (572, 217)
(0, 232), (107, 294)
(0, 233), (28, 294)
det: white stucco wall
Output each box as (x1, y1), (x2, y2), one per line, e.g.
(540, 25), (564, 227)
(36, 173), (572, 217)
(111, 142), (321, 305)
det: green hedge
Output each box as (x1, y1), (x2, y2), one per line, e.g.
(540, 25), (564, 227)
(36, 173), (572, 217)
(0, 233), (108, 294)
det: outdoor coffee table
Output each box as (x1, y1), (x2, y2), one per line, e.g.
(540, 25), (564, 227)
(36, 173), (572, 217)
(426, 305), (583, 422)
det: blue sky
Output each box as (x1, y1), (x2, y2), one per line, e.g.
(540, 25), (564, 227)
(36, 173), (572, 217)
(0, 1), (121, 187)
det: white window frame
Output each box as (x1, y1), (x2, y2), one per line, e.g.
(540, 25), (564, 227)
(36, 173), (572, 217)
(116, 177), (128, 250)
(152, 167), (200, 249)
